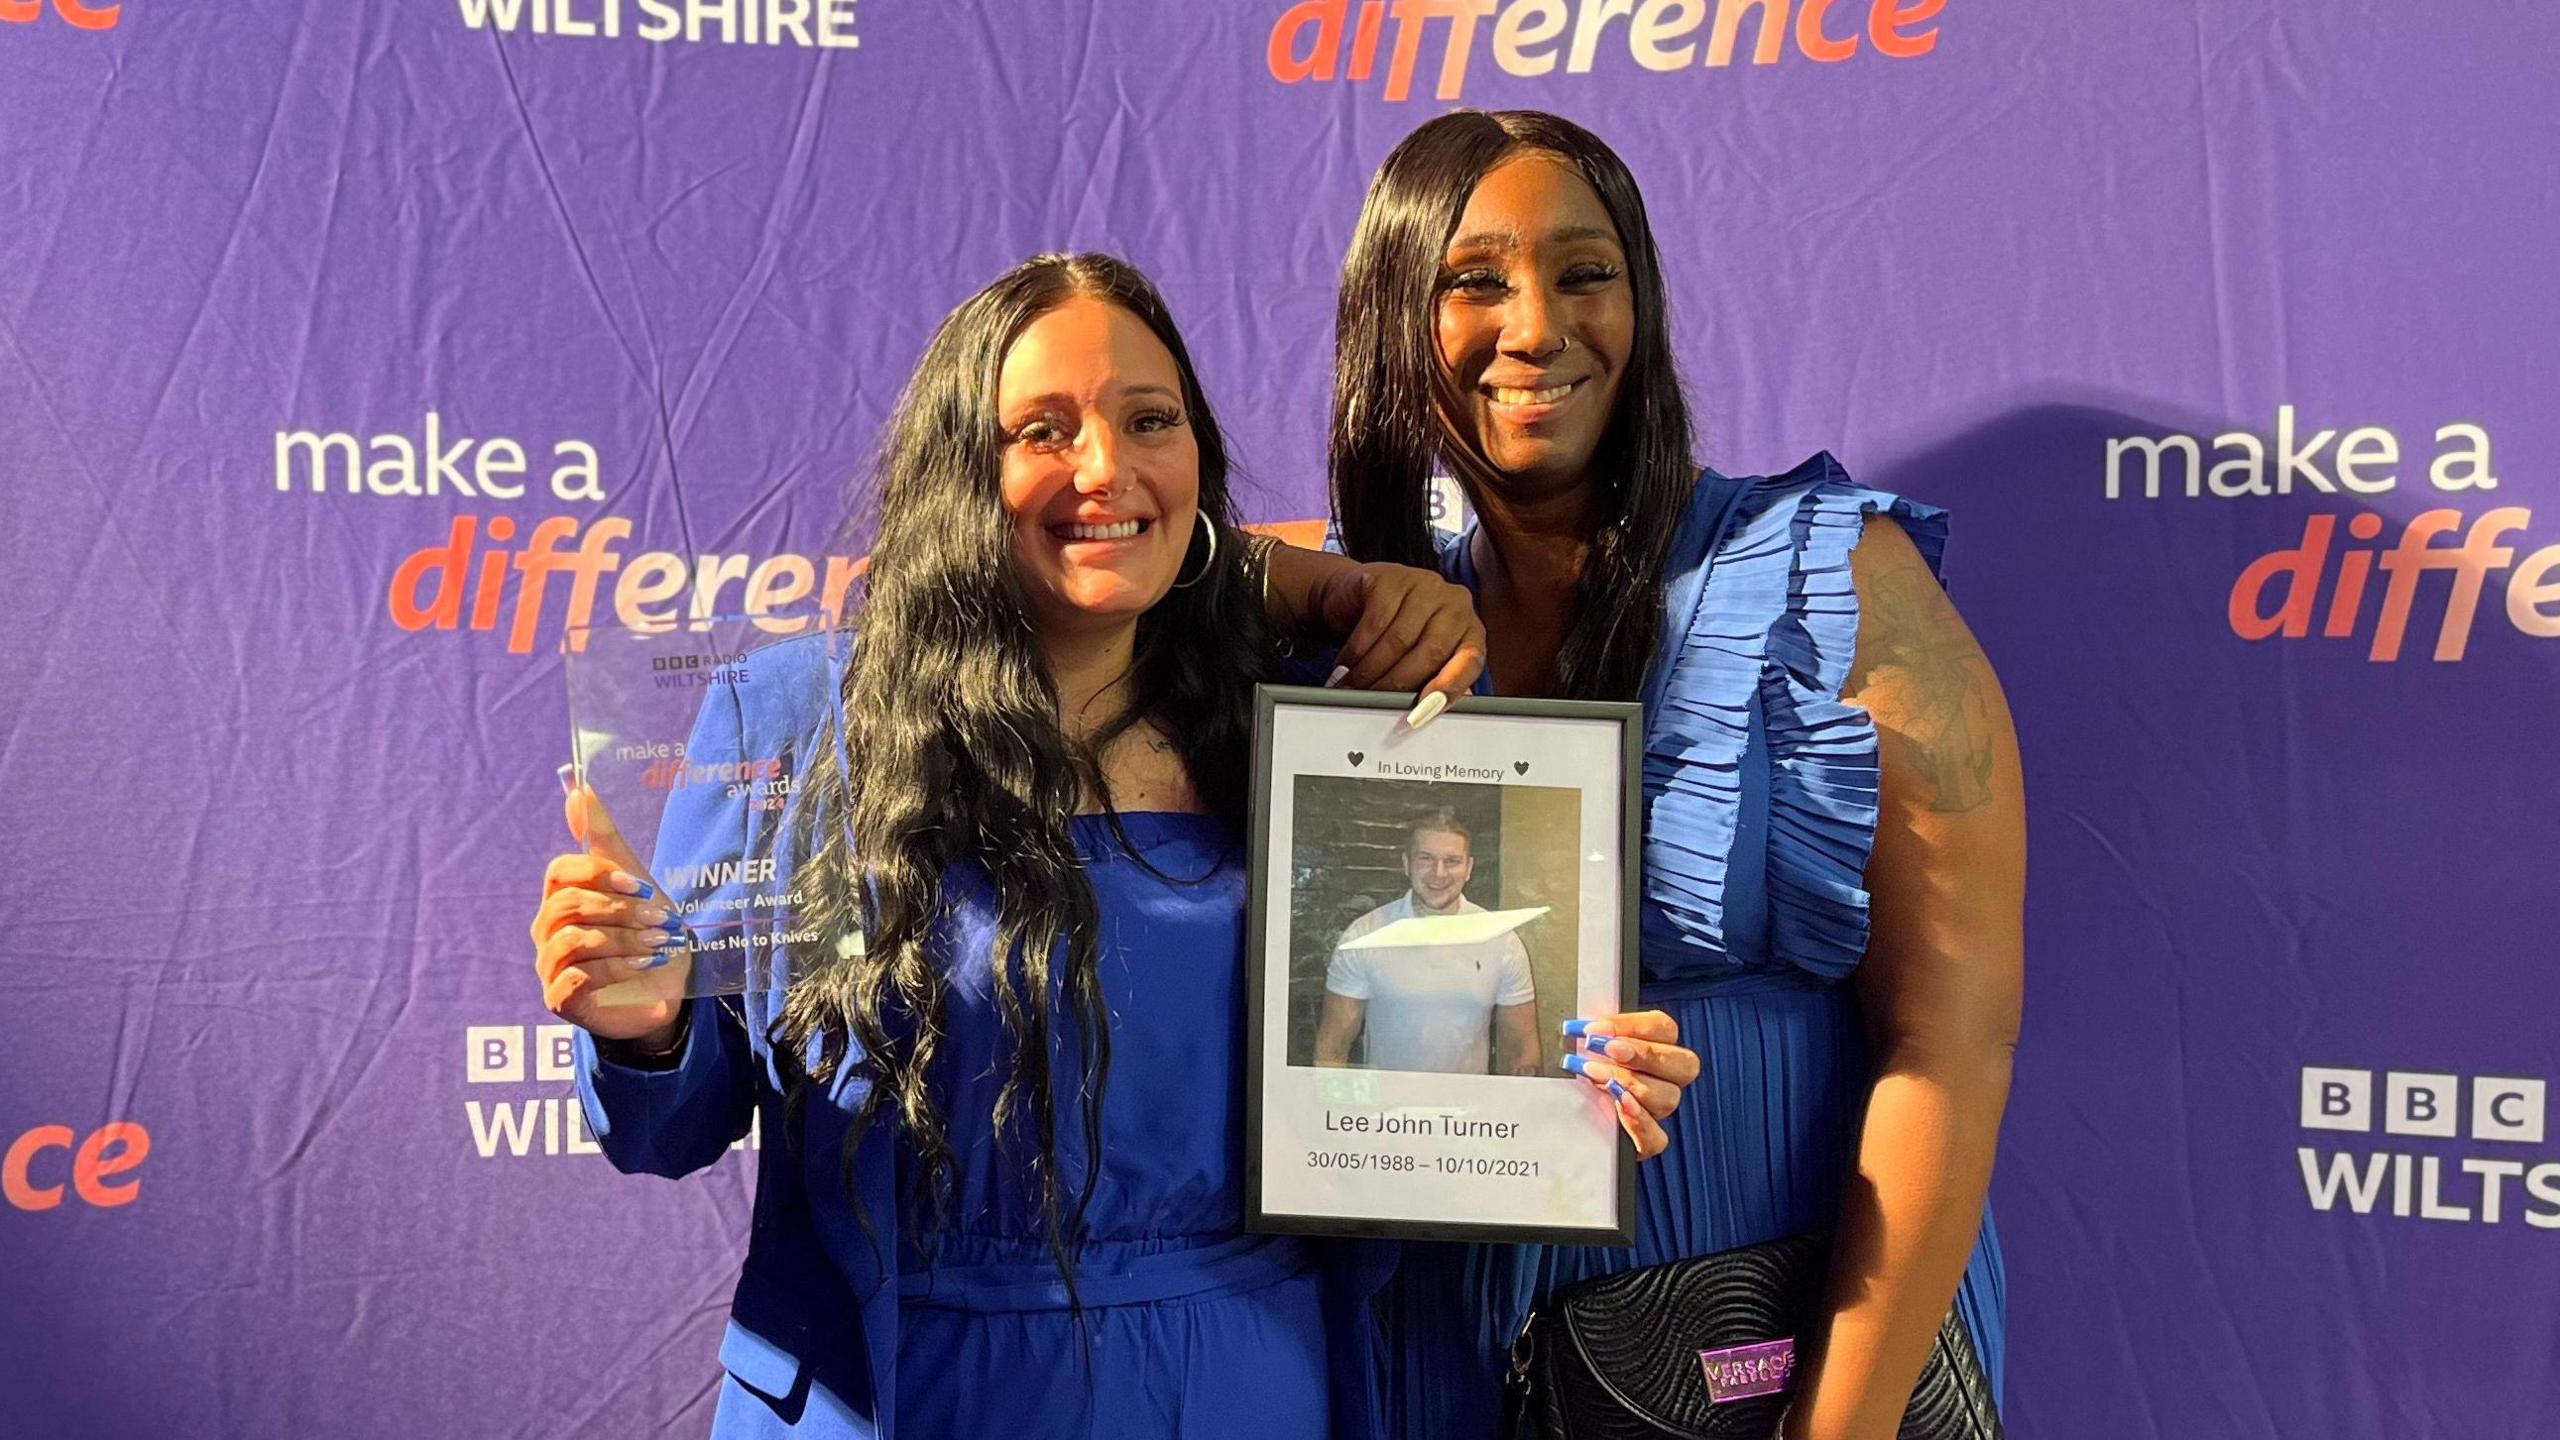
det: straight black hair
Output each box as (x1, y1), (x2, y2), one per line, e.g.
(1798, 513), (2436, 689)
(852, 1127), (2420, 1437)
(1330, 109), (1696, 700)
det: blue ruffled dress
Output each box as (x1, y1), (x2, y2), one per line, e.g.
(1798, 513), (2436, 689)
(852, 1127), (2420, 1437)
(1380, 454), (2008, 1435)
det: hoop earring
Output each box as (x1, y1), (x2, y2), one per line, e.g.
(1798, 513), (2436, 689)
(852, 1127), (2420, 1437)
(1171, 511), (1220, 589)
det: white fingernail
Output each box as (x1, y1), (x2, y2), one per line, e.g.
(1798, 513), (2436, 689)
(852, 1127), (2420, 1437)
(1402, 691), (1449, 730)
(556, 763), (577, 796)
(1324, 665), (1349, 689)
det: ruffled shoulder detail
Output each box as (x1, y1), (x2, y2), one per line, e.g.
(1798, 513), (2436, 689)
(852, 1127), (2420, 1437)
(1640, 453), (1948, 984)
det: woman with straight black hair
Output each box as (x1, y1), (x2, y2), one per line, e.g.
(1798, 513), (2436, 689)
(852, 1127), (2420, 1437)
(530, 251), (1695, 1439)
(1321, 111), (2023, 1440)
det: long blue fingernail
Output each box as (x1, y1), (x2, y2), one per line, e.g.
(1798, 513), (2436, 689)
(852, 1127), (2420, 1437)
(650, 928), (688, 949)
(1561, 1018), (1592, 1038)
(657, 914), (687, 934)
(1582, 1032), (1616, 1052)
(1562, 1053), (1590, 1076)
(631, 951), (669, 970)
(1609, 1080), (1629, 1103)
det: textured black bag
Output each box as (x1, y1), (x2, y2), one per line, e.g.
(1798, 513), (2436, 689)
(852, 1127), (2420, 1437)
(1505, 1234), (2002, 1440)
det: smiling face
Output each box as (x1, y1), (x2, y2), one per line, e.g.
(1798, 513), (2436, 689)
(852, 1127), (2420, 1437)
(996, 295), (1202, 634)
(1433, 153), (1636, 500)
(1406, 826), (1476, 911)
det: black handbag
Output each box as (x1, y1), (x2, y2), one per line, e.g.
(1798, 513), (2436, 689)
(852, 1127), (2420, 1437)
(1504, 1234), (2003, 1440)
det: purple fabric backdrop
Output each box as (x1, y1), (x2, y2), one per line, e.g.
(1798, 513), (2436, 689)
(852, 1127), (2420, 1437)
(5, 1), (2555, 1435)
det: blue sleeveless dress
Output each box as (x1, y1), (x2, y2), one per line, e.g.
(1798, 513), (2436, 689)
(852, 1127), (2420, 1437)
(1379, 454), (2008, 1435)
(574, 633), (1388, 1438)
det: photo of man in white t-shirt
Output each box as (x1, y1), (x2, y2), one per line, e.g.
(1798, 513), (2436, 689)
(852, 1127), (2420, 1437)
(1313, 808), (1543, 1076)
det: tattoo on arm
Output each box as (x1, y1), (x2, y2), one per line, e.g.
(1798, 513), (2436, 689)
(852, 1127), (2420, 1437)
(1853, 549), (1999, 816)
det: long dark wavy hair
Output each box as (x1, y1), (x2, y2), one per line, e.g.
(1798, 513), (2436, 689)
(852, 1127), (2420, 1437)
(1330, 109), (1697, 701)
(779, 253), (1269, 1307)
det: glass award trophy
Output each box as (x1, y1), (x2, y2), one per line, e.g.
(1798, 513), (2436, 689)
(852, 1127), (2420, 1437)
(561, 608), (847, 1004)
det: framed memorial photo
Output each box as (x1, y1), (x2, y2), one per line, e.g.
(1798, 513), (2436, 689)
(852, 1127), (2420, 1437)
(1244, 684), (1641, 1245)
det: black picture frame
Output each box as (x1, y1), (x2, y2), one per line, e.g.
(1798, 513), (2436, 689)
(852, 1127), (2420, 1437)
(1242, 683), (1643, 1246)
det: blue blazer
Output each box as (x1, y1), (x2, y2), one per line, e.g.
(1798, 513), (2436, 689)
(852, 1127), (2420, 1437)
(573, 633), (904, 1435)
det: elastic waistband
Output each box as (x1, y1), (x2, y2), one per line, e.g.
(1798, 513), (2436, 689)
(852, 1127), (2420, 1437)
(896, 1232), (1314, 1314)
(1641, 967), (1838, 1004)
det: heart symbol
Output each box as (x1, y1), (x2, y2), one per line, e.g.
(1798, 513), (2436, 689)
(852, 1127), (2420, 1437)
(1513, 761), (1530, 775)
(1347, 751), (1367, 767)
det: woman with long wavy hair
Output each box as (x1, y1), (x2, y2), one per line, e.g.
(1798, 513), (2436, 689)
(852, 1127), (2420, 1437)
(527, 252), (1692, 1439)
(1315, 111), (2024, 1440)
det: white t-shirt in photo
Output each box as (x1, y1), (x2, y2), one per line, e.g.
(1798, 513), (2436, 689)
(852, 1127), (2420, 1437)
(1325, 892), (1537, 1075)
